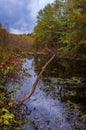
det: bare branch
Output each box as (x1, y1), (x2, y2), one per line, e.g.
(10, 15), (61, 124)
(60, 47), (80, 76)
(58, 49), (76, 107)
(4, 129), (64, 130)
(16, 54), (55, 105)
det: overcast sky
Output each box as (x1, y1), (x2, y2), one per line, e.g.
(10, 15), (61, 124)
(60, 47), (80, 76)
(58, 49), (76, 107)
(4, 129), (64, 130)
(0, 0), (54, 34)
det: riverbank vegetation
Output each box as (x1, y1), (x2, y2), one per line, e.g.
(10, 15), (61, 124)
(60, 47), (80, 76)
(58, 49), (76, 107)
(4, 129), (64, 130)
(33, 0), (86, 59)
(0, 24), (33, 129)
(0, 0), (86, 129)
(0, 24), (33, 61)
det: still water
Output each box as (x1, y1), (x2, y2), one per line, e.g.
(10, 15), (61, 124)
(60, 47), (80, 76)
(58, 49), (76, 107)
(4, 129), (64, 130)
(8, 55), (86, 130)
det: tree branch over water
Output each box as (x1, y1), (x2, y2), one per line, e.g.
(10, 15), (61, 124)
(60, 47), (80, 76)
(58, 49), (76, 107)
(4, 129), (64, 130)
(17, 54), (55, 105)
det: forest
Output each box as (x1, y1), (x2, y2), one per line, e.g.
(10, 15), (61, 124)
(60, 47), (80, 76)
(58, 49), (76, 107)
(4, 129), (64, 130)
(0, 0), (86, 130)
(33, 0), (86, 59)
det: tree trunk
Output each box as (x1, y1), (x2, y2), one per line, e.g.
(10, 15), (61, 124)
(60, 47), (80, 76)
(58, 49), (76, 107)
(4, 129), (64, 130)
(16, 54), (55, 105)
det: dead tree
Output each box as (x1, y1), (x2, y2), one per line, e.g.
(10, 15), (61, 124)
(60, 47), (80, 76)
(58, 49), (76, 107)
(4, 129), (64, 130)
(16, 54), (55, 105)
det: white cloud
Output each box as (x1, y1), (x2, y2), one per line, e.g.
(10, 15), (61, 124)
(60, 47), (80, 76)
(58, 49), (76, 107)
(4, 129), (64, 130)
(10, 28), (24, 34)
(10, 21), (33, 34)
(27, 0), (54, 20)
(39, 0), (54, 7)
(10, 25), (31, 34)
(0, 0), (54, 34)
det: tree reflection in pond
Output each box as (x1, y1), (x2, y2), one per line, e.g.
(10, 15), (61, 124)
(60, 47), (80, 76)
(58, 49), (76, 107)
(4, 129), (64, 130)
(33, 55), (86, 129)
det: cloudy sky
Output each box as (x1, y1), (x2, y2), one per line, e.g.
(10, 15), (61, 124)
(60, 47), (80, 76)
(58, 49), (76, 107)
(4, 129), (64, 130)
(0, 0), (54, 34)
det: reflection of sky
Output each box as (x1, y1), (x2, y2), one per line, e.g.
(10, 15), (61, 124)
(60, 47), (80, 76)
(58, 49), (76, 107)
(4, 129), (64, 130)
(11, 58), (71, 130)
(0, 0), (54, 34)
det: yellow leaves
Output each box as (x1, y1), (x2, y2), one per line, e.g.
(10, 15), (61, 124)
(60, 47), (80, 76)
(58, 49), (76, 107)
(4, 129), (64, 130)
(7, 98), (14, 107)
(10, 97), (14, 101)
(2, 108), (10, 113)
(8, 102), (13, 107)
(1, 113), (14, 120)
(0, 118), (2, 123)
(1, 108), (14, 120)
(4, 120), (9, 125)
(0, 109), (14, 125)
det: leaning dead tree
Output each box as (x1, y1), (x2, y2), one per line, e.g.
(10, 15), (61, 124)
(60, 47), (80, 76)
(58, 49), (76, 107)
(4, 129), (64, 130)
(17, 54), (55, 105)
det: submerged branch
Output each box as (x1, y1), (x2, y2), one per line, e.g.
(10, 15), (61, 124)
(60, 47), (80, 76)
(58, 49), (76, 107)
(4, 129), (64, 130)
(17, 54), (55, 105)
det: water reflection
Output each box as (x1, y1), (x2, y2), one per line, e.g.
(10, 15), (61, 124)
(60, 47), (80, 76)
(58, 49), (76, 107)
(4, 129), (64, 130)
(33, 55), (86, 129)
(7, 55), (86, 130)
(34, 55), (86, 78)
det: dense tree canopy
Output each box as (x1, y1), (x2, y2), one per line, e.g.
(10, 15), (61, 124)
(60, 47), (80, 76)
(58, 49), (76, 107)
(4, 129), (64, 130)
(33, 0), (86, 57)
(34, 1), (65, 49)
(64, 0), (86, 54)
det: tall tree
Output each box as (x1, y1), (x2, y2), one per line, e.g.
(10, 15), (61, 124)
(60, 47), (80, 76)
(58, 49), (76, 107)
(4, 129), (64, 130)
(64, 0), (86, 53)
(33, 1), (65, 50)
(0, 24), (9, 59)
(33, 0), (86, 57)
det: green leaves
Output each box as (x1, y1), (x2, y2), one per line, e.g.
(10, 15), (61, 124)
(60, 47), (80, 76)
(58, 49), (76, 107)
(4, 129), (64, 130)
(34, 1), (65, 49)
(0, 107), (14, 126)
(65, 0), (86, 44)
(1, 113), (14, 119)
(4, 120), (9, 125)
(33, 0), (86, 57)
(0, 84), (5, 89)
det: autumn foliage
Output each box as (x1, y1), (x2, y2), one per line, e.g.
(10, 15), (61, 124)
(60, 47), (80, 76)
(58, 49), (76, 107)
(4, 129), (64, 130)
(33, 0), (86, 58)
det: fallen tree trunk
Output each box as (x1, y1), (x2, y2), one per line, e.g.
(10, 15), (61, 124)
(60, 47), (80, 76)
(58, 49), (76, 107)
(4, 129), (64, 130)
(17, 54), (55, 105)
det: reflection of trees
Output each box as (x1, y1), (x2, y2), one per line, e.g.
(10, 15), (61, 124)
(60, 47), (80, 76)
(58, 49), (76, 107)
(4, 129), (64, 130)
(34, 55), (86, 79)
(33, 55), (86, 112)
(33, 55), (48, 72)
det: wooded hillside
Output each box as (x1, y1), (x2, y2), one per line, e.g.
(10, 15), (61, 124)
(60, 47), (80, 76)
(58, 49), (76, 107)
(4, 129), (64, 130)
(0, 24), (33, 62)
(33, 0), (86, 59)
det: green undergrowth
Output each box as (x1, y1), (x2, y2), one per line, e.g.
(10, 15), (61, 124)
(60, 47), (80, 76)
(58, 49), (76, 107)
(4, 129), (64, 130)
(0, 53), (30, 130)
(0, 83), (23, 130)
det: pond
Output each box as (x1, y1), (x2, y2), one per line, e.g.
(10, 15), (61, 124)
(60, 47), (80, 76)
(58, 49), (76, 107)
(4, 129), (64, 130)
(7, 55), (86, 130)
